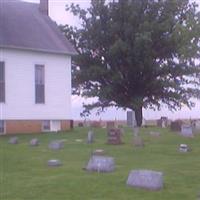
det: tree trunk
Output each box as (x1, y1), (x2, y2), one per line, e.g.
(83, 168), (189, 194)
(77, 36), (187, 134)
(135, 106), (143, 127)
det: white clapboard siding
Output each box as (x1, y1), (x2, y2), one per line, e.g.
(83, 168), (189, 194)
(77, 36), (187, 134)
(0, 48), (71, 120)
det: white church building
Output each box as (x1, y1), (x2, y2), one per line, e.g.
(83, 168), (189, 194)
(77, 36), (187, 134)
(0, 0), (76, 134)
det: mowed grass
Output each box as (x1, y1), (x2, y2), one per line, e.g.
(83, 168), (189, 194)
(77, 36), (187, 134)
(1, 127), (200, 200)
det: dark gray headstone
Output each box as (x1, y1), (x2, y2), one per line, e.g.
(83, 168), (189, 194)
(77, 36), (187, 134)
(127, 170), (163, 190)
(87, 130), (94, 144)
(181, 125), (193, 137)
(48, 140), (64, 150)
(30, 138), (39, 146)
(47, 159), (62, 167)
(86, 155), (115, 173)
(8, 137), (18, 144)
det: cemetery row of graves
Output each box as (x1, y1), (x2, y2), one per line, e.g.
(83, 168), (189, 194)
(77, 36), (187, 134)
(1, 122), (200, 199)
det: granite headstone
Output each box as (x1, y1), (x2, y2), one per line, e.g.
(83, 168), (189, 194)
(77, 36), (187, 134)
(127, 170), (163, 190)
(86, 155), (115, 173)
(107, 128), (122, 144)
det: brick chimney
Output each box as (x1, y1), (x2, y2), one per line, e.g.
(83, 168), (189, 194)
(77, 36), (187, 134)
(39, 0), (49, 15)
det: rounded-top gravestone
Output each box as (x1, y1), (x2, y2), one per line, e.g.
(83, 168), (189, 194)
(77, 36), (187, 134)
(86, 155), (115, 173)
(8, 137), (18, 144)
(126, 170), (164, 191)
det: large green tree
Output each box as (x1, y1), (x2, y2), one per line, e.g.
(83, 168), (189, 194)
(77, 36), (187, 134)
(62, 0), (200, 126)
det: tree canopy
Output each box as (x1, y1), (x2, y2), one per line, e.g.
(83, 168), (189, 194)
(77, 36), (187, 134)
(62, 0), (200, 126)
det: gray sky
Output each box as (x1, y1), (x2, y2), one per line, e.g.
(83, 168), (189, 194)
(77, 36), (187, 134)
(24, 0), (200, 120)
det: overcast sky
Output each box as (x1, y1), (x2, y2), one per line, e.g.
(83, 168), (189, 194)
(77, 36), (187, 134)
(24, 0), (200, 120)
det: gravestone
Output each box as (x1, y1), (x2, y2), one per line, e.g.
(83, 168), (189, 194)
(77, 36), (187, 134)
(133, 136), (144, 147)
(87, 130), (94, 144)
(157, 117), (168, 128)
(127, 111), (136, 127)
(150, 131), (161, 137)
(192, 120), (200, 134)
(170, 120), (183, 131)
(29, 138), (39, 146)
(75, 139), (83, 142)
(48, 140), (64, 150)
(48, 159), (62, 167)
(106, 121), (115, 129)
(126, 170), (163, 190)
(181, 125), (193, 137)
(8, 137), (18, 144)
(86, 155), (115, 173)
(91, 121), (102, 128)
(93, 149), (105, 156)
(178, 144), (191, 152)
(107, 128), (122, 145)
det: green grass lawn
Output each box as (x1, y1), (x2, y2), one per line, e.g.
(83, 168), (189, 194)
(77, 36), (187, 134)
(1, 127), (200, 200)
